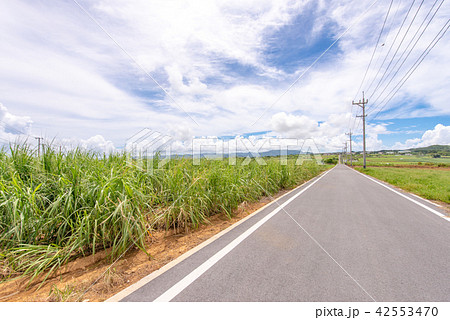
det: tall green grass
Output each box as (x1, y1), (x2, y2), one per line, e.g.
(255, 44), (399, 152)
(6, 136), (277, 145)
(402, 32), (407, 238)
(0, 144), (325, 282)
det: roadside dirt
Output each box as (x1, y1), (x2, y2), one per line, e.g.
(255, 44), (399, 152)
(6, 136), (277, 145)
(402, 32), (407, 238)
(433, 200), (450, 215)
(0, 189), (291, 302)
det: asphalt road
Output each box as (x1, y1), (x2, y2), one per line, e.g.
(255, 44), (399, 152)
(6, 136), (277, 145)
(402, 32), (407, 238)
(110, 164), (450, 302)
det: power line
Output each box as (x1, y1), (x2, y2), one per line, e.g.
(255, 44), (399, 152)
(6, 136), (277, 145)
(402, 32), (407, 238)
(368, 0), (425, 100)
(355, 116), (363, 133)
(364, 0), (418, 95)
(370, 19), (450, 120)
(350, 0), (402, 134)
(368, 0), (405, 76)
(0, 120), (37, 147)
(368, 0), (444, 109)
(0, 120), (26, 136)
(382, 0), (406, 45)
(353, 0), (394, 101)
(348, 0), (394, 132)
(370, 20), (450, 120)
(252, 0), (381, 127)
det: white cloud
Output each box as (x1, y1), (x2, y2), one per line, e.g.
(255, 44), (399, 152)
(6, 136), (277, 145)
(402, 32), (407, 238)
(269, 111), (395, 152)
(269, 112), (354, 151)
(393, 124), (450, 149)
(0, 103), (32, 135)
(53, 135), (116, 154)
(271, 112), (319, 138)
(0, 104), (117, 154)
(0, 103), (33, 146)
(81, 135), (116, 153)
(0, 0), (448, 149)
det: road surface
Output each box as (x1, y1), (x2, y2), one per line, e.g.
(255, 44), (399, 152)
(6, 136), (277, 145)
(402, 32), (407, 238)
(109, 164), (450, 302)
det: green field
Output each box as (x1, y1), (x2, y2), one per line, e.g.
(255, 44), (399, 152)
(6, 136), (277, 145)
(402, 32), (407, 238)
(0, 145), (326, 282)
(355, 166), (450, 204)
(351, 154), (450, 167)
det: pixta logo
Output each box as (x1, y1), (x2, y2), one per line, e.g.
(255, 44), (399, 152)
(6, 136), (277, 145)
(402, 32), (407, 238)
(125, 129), (172, 173)
(125, 128), (323, 172)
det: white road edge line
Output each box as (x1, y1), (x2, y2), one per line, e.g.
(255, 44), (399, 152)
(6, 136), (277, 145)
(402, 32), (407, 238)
(351, 167), (449, 221)
(409, 192), (442, 207)
(106, 166), (335, 302)
(153, 167), (335, 302)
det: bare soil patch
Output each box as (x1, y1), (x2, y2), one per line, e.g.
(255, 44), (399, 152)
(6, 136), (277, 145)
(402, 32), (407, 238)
(0, 190), (291, 302)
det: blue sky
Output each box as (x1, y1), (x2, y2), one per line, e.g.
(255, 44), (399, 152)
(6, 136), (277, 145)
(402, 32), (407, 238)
(0, 0), (449, 153)
(372, 115), (450, 147)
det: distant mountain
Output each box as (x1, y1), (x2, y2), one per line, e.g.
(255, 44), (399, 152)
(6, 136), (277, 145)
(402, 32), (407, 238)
(409, 144), (450, 153)
(173, 149), (307, 159)
(147, 145), (450, 159)
(408, 145), (450, 155)
(236, 149), (306, 158)
(359, 145), (450, 155)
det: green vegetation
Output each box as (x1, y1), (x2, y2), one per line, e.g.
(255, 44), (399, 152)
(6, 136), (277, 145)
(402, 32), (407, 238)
(323, 156), (338, 165)
(0, 144), (326, 282)
(48, 284), (81, 302)
(409, 145), (450, 156)
(352, 154), (450, 167)
(355, 167), (450, 204)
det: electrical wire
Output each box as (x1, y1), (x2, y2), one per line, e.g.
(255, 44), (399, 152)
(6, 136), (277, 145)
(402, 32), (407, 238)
(348, 0), (394, 132)
(368, 0), (425, 100)
(369, 19), (450, 120)
(0, 119), (36, 147)
(351, 0), (406, 134)
(350, 0), (403, 135)
(0, 120), (26, 136)
(364, 0), (418, 95)
(353, 0), (394, 101)
(368, 0), (444, 109)
(253, 0), (382, 127)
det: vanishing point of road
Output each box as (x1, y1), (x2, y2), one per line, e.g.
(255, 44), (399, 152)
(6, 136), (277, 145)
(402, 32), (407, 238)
(108, 164), (450, 302)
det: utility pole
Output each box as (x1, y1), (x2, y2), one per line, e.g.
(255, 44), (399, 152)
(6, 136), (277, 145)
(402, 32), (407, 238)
(344, 141), (348, 165)
(346, 130), (353, 166)
(35, 137), (43, 157)
(353, 92), (368, 169)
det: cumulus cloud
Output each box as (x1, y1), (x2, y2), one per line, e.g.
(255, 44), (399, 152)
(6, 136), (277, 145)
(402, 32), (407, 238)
(0, 103), (33, 145)
(0, 103), (115, 154)
(271, 112), (319, 138)
(393, 124), (450, 150)
(54, 135), (116, 154)
(0, 0), (448, 149)
(268, 111), (394, 152)
(80, 135), (116, 153)
(0, 103), (32, 135)
(269, 112), (351, 151)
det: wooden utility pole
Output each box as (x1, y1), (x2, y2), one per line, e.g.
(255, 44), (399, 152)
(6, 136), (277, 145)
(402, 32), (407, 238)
(35, 137), (43, 157)
(346, 130), (353, 166)
(353, 92), (368, 169)
(343, 142), (347, 165)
